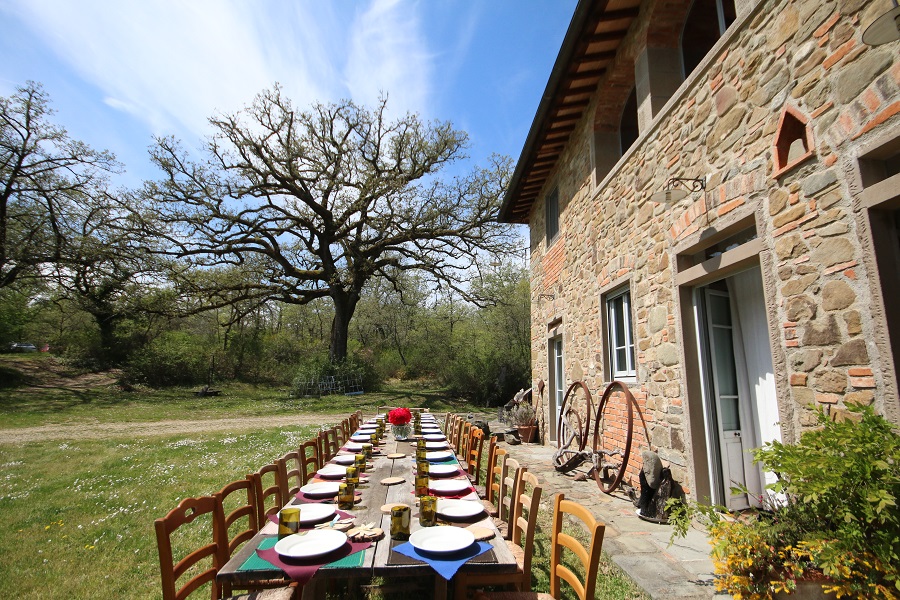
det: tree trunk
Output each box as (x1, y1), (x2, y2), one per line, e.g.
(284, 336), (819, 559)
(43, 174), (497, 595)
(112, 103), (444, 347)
(93, 310), (120, 367)
(329, 291), (359, 362)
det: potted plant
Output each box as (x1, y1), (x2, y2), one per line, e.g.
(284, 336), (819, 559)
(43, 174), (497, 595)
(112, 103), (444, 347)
(668, 404), (900, 599)
(507, 401), (537, 443)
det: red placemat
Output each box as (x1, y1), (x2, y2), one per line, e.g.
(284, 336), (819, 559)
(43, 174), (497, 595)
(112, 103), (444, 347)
(256, 540), (371, 585)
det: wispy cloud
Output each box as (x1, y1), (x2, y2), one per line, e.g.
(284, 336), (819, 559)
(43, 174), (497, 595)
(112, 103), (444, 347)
(2, 0), (436, 142)
(343, 0), (433, 119)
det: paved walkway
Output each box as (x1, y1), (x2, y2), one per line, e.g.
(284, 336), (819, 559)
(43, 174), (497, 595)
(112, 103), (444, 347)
(492, 434), (728, 600)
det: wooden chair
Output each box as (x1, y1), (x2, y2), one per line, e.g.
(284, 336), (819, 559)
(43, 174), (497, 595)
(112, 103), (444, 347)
(497, 457), (526, 540)
(474, 436), (498, 497)
(455, 421), (471, 458)
(456, 472), (543, 599)
(442, 412), (454, 434)
(475, 493), (605, 600)
(464, 428), (486, 486)
(376, 405), (397, 417)
(317, 428), (339, 463)
(481, 447), (508, 517)
(338, 418), (351, 445)
(249, 462), (283, 527)
(277, 450), (303, 498)
(217, 478), (259, 557)
(155, 495), (293, 600)
(348, 411), (360, 432)
(299, 438), (320, 483)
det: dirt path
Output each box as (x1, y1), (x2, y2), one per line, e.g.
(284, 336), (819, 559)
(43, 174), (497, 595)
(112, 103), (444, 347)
(0, 413), (340, 444)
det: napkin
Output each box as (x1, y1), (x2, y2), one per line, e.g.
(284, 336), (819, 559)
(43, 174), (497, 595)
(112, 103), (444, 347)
(256, 539), (371, 586)
(266, 509), (354, 529)
(392, 541), (492, 580)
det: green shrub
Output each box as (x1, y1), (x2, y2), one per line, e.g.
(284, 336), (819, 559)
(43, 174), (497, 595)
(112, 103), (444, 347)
(670, 404), (900, 599)
(291, 353), (379, 397)
(123, 331), (211, 386)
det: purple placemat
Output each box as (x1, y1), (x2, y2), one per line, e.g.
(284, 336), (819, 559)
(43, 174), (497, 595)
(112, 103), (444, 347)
(256, 540), (371, 585)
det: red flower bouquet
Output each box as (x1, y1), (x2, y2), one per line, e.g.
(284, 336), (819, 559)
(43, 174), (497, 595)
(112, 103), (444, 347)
(388, 407), (412, 426)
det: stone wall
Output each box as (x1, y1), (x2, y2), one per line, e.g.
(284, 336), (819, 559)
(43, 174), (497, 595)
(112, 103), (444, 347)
(526, 0), (900, 496)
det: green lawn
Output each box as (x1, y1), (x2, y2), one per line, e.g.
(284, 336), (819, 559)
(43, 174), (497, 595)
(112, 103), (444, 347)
(0, 361), (647, 599)
(0, 427), (321, 599)
(0, 355), (477, 429)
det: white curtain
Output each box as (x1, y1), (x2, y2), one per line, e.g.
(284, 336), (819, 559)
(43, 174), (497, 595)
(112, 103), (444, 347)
(727, 267), (781, 494)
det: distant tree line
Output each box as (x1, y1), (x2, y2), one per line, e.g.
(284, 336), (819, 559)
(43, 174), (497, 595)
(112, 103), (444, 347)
(0, 82), (529, 405)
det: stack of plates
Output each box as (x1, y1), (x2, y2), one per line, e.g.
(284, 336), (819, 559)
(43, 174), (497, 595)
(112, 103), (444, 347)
(284, 503), (336, 524)
(316, 465), (347, 479)
(274, 529), (347, 559)
(427, 464), (460, 477)
(409, 526), (474, 554)
(429, 479), (471, 495)
(299, 482), (341, 498)
(436, 499), (485, 520)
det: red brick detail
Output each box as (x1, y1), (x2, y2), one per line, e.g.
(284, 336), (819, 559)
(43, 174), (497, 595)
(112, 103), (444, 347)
(824, 260), (858, 275)
(811, 101), (834, 119)
(850, 376), (876, 388)
(844, 268), (856, 280)
(823, 39), (856, 70)
(717, 197), (745, 217)
(816, 393), (840, 405)
(823, 154), (838, 167)
(814, 12), (840, 38)
(790, 373), (808, 386)
(786, 340), (800, 347)
(854, 102), (900, 139)
(542, 237), (566, 289)
(848, 367), (873, 377)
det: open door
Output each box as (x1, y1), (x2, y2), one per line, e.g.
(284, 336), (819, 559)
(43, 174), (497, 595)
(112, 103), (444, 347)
(694, 267), (778, 510)
(548, 336), (564, 441)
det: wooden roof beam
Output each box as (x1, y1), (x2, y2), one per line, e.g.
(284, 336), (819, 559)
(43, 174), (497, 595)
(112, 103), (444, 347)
(587, 29), (630, 44)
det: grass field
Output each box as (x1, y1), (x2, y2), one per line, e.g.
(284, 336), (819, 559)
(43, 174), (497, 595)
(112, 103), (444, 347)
(0, 356), (648, 600)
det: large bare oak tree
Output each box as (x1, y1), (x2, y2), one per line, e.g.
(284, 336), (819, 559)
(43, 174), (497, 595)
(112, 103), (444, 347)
(1, 82), (118, 289)
(143, 87), (516, 361)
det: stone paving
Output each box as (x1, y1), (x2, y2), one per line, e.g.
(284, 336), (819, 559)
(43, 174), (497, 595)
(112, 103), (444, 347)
(493, 436), (730, 600)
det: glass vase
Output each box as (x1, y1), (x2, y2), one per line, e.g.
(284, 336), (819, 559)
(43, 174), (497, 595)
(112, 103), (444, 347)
(391, 424), (412, 440)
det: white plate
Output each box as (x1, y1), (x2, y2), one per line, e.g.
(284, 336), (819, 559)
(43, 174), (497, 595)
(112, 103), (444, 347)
(423, 434), (446, 441)
(285, 503), (336, 524)
(426, 450), (454, 462)
(409, 525), (475, 555)
(356, 427), (377, 433)
(429, 479), (471, 494)
(299, 482), (341, 498)
(345, 442), (364, 451)
(425, 441), (449, 450)
(351, 434), (374, 441)
(436, 499), (485, 520)
(274, 529), (347, 559)
(427, 464), (460, 477)
(316, 465), (347, 479)
(332, 454), (357, 465)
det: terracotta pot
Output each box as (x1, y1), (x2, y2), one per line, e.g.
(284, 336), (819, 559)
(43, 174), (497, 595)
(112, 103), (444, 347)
(517, 424), (537, 443)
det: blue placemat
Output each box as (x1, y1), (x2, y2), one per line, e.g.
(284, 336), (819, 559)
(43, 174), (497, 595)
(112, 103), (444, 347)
(392, 541), (492, 580)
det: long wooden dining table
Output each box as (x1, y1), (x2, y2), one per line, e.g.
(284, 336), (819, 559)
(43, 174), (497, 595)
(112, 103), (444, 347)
(217, 419), (517, 600)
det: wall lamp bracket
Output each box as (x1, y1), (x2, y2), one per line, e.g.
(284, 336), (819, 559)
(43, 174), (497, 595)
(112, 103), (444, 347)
(650, 176), (706, 204)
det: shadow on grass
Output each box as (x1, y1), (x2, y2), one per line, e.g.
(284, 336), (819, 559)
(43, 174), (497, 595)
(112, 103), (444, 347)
(0, 364), (32, 389)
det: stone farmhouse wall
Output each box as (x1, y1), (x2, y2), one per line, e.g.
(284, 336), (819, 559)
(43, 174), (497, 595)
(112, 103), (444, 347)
(527, 0), (900, 497)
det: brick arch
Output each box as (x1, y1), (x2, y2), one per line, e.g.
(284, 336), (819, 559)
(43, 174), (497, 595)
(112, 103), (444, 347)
(592, 0), (693, 133)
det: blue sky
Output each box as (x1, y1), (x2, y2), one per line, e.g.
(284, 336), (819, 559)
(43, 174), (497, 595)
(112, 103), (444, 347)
(0, 0), (576, 188)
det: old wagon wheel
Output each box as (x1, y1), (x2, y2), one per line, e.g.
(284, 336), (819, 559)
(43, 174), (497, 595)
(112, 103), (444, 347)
(553, 381), (593, 471)
(591, 380), (650, 494)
